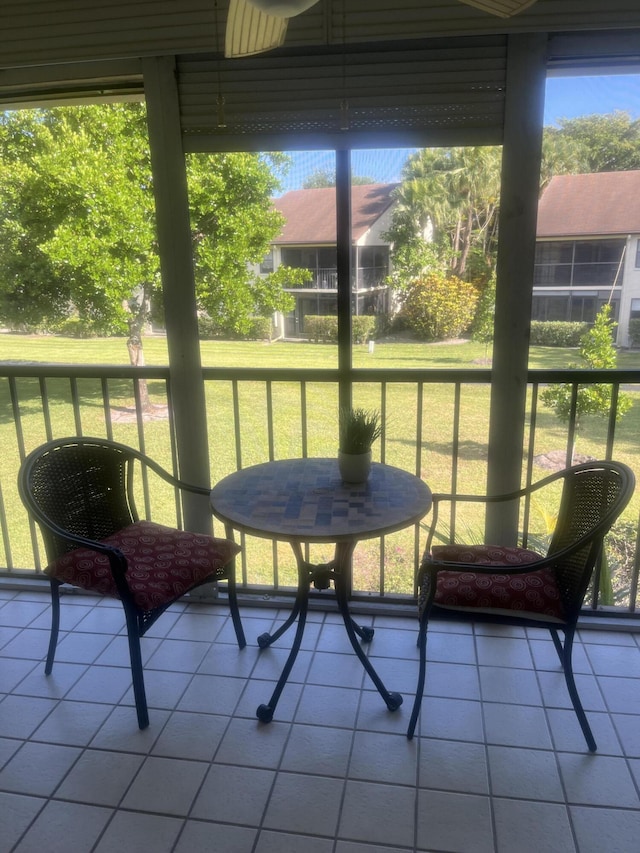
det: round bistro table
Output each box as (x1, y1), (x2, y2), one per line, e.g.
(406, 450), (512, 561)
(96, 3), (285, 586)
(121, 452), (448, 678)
(210, 457), (432, 723)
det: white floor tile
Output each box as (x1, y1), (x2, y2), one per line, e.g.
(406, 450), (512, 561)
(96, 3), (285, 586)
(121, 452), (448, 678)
(348, 730), (417, 785)
(93, 810), (183, 853)
(263, 772), (344, 836)
(13, 800), (112, 853)
(191, 763), (275, 825)
(55, 749), (143, 806)
(255, 829), (334, 853)
(493, 798), (575, 853)
(0, 741), (81, 796)
(32, 699), (114, 746)
(418, 738), (489, 794)
(295, 684), (361, 729)
(416, 789), (493, 853)
(480, 665), (543, 705)
(483, 701), (553, 749)
(0, 792), (46, 851)
(339, 780), (415, 847)
(121, 755), (208, 816)
(174, 821), (257, 853)
(0, 694), (58, 739)
(215, 717), (290, 768)
(281, 723), (352, 776)
(558, 752), (640, 807)
(570, 806), (640, 853)
(488, 745), (564, 800)
(151, 710), (229, 761)
(177, 673), (246, 716)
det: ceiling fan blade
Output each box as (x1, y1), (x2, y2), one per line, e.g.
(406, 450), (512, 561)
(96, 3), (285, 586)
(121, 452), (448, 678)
(225, 0), (288, 58)
(457, 0), (538, 16)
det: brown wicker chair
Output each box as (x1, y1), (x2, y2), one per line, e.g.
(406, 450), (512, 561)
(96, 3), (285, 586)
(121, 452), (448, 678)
(18, 436), (246, 729)
(407, 460), (635, 751)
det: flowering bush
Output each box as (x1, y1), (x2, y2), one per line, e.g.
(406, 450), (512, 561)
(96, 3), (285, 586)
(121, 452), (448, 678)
(399, 272), (478, 341)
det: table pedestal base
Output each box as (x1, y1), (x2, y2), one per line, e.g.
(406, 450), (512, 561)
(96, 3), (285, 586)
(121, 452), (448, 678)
(256, 541), (403, 723)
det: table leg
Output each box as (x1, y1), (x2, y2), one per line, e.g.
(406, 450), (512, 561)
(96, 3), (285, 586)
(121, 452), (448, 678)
(256, 542), (309, 723)
(333, 541), (403, 712)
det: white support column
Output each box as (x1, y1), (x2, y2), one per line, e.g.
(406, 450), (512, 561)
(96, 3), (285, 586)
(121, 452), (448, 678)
(486, 33), (548, 544)
(142, 56), (212, 533)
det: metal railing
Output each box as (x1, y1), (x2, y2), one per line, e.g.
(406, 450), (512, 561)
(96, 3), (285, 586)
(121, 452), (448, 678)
(1, 362), (638, 615)
(288, 267), (388, 291)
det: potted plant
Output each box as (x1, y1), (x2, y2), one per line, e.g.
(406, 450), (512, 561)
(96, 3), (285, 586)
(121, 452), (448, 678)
(338, 407), (382, 483)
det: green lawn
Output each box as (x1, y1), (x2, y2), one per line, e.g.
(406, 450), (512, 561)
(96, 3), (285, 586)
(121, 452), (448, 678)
(1, 333), (638, 604)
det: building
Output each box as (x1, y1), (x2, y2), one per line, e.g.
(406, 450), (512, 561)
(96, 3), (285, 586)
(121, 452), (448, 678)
(262, 183), (398, 337)
(535, 170), (640, 345)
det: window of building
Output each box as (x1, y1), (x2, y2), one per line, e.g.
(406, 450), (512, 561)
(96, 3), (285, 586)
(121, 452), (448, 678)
(534, 239), (625, 288)
(259, 249), (274, 274)
(636, 238), (640, 269)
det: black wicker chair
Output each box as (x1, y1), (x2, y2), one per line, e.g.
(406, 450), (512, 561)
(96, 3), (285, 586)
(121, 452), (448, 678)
(407, 460), (635, 751)
(18, 436), (246, 729)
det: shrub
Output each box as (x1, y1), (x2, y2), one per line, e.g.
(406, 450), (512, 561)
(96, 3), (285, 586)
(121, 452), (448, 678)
(399, 272), (478, 341)
(352, 316), (376, 343)
(54, 317), (123, 338)
(628, 318), (640, 347)
(198, 314), (272, 341)
(304, 315), (377, 344)
(304, 316), (338, 343)
(530, 321), (588, 347)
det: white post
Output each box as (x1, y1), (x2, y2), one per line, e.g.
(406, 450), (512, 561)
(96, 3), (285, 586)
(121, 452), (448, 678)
(143, 56), (212, 533)
(486, 34), (547, 544)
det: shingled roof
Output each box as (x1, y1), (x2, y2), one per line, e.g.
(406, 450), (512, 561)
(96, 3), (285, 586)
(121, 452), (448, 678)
(537, 170), (640, 238)
(272, 183), (398, 245)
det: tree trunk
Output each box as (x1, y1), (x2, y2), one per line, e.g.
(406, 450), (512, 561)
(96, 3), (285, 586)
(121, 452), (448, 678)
(126, 293), (151, 411)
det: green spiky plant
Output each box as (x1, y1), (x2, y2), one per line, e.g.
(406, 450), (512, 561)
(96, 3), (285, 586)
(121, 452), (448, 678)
(339, 407), (382, 455)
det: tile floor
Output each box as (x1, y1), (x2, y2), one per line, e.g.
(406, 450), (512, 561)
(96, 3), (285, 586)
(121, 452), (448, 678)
(1, 586), (640, 853)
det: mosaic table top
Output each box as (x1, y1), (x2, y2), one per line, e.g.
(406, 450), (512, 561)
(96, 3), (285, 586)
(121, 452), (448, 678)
(210, 458), (432, 543)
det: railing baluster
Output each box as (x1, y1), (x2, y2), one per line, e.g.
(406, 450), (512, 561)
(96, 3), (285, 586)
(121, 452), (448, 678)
(101, 377), (114, 441)
(39, 377), (53, 441)
(232, 379), (242, 470)
(70, 377), (82, 435)
(450, 382), (461, 542)
(0, 482), (14, 571)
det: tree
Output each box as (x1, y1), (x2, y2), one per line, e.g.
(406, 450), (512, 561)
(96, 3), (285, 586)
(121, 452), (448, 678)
(385, 146), (501, 284)
(544, 111), (640, 175)
(0, 105), (291, 369)
(399, 271), (478, 341)
(541, 304), (632, 460)
(302, 169), (375, 188)
(471, 274), (496, 360)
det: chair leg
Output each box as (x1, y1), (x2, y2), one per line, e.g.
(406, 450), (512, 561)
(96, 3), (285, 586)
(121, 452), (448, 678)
(123, 608), (149, 730)
(226, 570), (246, 650)
(407, 611), (429, 740)
(552, 627), (597, 752)
(44, 579), (61, 675)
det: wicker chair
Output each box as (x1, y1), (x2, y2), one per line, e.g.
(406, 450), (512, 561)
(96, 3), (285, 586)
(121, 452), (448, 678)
(18, 436), (246, 729)
(407, 460), (635, 751)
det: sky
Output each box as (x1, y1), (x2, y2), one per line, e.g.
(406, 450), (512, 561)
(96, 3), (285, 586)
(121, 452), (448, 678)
(278, 73), (640, 193)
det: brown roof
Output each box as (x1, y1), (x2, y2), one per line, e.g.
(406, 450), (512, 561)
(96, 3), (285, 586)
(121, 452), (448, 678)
(272, 183), (398, 244)
(537, 170), (640, 238)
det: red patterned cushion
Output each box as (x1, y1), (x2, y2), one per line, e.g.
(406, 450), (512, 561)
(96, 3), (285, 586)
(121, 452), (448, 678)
(46, 520), (241, 612)
(429, 544), (565, 621)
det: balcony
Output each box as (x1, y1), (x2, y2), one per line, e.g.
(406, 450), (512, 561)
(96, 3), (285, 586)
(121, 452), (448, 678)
(1, 588), (640, 851)
(285, 267), (388, 292)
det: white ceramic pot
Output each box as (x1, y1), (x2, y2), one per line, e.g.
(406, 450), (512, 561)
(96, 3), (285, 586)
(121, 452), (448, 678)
(338, 450), (372, 484)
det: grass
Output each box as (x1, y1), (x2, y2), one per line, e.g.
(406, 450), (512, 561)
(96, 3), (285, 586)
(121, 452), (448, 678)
(2, 333), (639, 604)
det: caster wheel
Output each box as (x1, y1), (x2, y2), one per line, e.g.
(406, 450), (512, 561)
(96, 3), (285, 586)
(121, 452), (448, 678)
(257, 633), (272, 649)
(256, 703), (274, 723)
(386, 692), (403, 712)
(360, 627), (375, 642)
